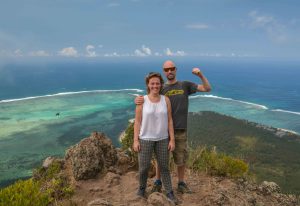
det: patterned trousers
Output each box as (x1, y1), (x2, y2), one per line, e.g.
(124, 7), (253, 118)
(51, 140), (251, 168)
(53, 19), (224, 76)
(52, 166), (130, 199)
(138, 138), (172, 193)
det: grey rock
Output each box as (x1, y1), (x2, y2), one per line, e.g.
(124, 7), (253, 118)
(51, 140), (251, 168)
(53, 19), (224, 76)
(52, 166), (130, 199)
(258, 181), (281, 195)
(147, 192), (174, 206)
(87, 198), (113, 206)
(65, 132), (118, 181)
(104, 172), (121, 186)
(42, 156), (55, 168)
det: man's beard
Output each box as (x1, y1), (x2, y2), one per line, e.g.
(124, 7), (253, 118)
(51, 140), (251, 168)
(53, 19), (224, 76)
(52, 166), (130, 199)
(167, 74), (175, 80)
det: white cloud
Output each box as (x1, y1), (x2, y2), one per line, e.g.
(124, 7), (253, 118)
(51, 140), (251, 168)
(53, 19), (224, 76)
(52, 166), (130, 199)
(186, 23), (209, 29)
(196, 52), (258, 58)
(248, 10), (287, 43)
(134, 49), (146, 56)
(164, 48), (186, 56)
(104, 52), (120, 57)
(108, 3), (120, 7)
(86, 45), (97, 57)
(14, 49), (23, 57)
(58, 47), (78, 57)
(142, 45), (151, 55)
(134, 45), (152, 56)
(29, 50), (50, 57)
(249, 11), (274, 27)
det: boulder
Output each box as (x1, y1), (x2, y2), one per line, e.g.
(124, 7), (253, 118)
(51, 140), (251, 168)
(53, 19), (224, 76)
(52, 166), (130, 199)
(147, 192), (174, 206)
(65, 132), (118, 180)
(258, 181), (281, 195)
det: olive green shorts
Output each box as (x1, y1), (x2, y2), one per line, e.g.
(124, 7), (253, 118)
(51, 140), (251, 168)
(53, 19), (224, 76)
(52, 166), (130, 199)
(172, 129), (188, 166)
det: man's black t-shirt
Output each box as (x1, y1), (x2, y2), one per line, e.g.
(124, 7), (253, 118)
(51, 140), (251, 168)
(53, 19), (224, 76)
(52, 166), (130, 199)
(161, 81), (198, 129)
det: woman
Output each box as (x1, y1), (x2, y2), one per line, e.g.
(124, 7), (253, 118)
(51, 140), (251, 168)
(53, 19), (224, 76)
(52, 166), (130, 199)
(133, 72), (177, 203)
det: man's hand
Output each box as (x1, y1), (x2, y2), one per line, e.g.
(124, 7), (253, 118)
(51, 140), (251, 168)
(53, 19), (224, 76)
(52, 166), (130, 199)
(168, 140), (175, 151)
(192, 68), (203, 77)
(133, 140), (141, 152)
(134, 95), (144, 105)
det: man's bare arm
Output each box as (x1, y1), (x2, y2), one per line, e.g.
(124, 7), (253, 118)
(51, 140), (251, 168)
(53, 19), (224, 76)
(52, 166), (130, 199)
(134, 95), (145, 105)
(192, 68), (211, 92)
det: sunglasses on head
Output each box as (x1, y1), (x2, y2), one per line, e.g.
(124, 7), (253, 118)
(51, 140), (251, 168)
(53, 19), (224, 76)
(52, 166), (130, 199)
(147, 72), (162, 78)
(163, 67), (176, 72)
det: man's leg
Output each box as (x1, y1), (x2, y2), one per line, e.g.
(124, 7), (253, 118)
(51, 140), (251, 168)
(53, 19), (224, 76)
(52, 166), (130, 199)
(173, 130), (192, 194)
(155, 162), (161, 180)
(177, 165), (185, 182)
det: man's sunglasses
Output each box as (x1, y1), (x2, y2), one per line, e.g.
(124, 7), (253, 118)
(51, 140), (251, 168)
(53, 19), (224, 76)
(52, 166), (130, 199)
(163, 67), (176, 72)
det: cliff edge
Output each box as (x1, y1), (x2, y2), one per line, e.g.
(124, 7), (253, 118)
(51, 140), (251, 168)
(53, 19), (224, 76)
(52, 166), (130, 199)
(50, 132), (299, 206)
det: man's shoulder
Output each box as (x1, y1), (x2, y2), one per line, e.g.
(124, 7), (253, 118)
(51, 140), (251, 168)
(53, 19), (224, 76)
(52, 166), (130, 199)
(181, 80), (194, 84)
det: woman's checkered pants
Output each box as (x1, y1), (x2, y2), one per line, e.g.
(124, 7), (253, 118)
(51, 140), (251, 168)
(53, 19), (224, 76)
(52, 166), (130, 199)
(138, 138), (172, 193)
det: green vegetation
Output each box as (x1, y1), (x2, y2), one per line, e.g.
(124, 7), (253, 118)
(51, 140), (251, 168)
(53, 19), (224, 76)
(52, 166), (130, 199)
(187, 111), (300, 194)
(0, 159), (73, 206)
(188, 146), (248, 178)
(120, 121), (138, 168)
(120, 121), (134, 152)
(0, 179), (50, 206)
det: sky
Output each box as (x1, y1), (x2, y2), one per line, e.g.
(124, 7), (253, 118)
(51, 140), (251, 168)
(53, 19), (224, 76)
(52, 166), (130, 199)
(0, 0), (300, 60)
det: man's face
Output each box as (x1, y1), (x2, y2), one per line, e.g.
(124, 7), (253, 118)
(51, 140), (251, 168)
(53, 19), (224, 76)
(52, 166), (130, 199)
(163, 66), (176, 80)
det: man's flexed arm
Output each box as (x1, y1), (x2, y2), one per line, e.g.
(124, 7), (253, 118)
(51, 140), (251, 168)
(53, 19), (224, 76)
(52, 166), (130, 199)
(192, 68), (211, 92)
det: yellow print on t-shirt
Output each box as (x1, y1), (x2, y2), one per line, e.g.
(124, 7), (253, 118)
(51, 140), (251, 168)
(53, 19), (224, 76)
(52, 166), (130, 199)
(165, 89), (184, 97)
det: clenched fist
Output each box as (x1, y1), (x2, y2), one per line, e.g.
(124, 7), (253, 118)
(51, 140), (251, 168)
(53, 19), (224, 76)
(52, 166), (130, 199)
(192, 68), (203, 76)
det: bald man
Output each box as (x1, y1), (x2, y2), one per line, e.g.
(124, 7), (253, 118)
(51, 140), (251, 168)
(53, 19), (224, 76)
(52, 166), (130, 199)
(135, 60), (211, 194)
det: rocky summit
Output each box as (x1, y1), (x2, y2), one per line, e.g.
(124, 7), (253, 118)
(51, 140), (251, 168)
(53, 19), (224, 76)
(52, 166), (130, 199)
(45, 132), (299, 206)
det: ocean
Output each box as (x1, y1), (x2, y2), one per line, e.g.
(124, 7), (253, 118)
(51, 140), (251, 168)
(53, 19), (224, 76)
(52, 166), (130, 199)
(0, 58), (300, 187)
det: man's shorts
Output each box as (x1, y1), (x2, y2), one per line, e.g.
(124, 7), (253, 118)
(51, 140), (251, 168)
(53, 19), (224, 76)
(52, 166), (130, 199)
(172, 129), (188, 166)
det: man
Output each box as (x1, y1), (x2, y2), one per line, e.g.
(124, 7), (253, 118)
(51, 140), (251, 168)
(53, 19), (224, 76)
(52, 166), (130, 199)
(135, 60), (211, 194)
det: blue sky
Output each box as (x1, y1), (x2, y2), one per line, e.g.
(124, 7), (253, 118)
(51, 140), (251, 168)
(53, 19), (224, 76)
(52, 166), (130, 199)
(0, 0), (300, 60)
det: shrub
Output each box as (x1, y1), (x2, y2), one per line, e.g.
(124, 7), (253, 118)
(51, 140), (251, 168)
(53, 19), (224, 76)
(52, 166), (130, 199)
(0, 159), (74, 206)
(120, 121), (134, 152)
(188, 146), (249, 178)
(0, 179), (50, 206)
(33, 159), (74, 201)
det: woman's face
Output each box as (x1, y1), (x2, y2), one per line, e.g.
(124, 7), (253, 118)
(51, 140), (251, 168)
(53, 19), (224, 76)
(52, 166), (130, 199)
(148, 77), (161, 94)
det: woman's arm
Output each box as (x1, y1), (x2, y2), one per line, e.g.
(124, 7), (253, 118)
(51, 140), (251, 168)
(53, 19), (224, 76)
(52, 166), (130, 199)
(165, 96), (175, 151)
(133, 104), (143, 152)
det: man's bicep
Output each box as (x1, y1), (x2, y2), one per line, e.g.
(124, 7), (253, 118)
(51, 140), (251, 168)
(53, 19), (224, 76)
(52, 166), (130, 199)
(197, 84), (207, 92)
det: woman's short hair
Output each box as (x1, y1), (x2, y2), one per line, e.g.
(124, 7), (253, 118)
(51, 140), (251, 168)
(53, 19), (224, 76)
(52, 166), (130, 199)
(145, 72), (164, 94)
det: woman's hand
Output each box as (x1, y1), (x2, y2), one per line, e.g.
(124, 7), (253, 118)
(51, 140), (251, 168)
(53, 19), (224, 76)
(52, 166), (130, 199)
(168, 139), (175, 151)
(133, 140), (141, 152)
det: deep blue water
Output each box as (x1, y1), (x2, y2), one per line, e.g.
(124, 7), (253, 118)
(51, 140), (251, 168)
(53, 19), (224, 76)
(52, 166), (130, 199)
(1, 59), (300, 113)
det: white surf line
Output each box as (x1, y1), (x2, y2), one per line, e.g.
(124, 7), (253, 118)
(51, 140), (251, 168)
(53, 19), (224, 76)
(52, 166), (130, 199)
(190, 94), (268, 110)
(0, 89), (144, 104)
(277, 127), (299, 135)
(271, 109), (300, 116)
(127, 93), (143, 97)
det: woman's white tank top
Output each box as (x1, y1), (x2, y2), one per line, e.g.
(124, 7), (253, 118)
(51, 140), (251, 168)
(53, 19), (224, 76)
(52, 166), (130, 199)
(139, 95), (169, 141)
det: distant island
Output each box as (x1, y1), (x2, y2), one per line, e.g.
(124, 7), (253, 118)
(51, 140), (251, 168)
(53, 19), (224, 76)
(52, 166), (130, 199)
(187, 111), (300, 194)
